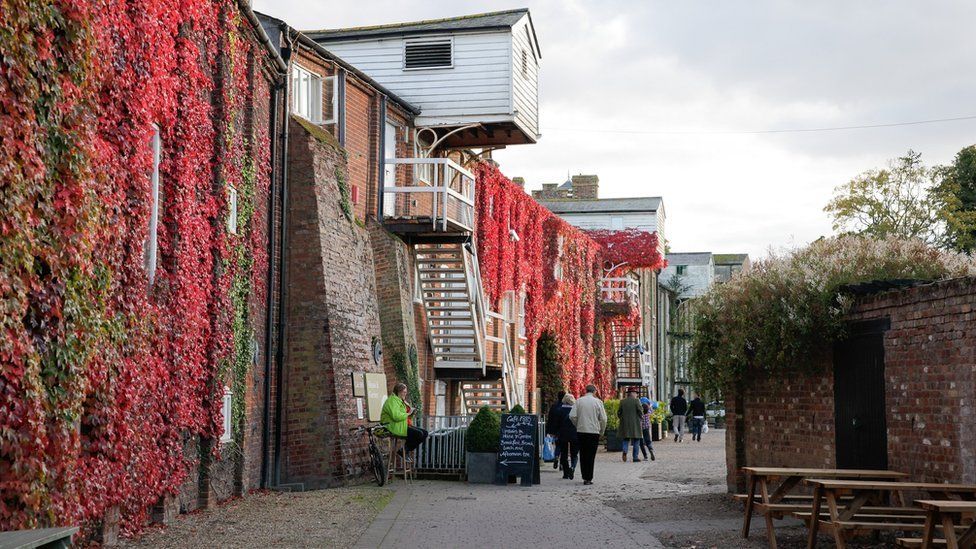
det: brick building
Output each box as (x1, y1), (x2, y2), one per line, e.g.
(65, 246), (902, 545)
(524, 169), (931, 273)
(725, 278), (976, 492)
(253, 9), (545, 490)
(533, 176), (667, 399)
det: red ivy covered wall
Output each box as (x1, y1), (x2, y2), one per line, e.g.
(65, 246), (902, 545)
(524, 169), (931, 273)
(475, 164), (667, 400)
(1, 0), (274, 536)
(475, 163), (610, 397)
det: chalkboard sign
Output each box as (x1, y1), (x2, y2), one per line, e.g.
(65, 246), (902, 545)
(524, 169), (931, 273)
(494, 414), (539, 486)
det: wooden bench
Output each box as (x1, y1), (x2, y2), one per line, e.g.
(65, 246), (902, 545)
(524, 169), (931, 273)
(896, 500), (976, 549)
(0, 527), (78, 549)
(804, 480), (976, 549)
(738, 467), (908, 549)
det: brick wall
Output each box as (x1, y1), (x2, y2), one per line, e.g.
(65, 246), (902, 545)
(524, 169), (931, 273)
(278, 116), (384, 489)
(726, 277), (976, 491)
(344, 80), (373, 221)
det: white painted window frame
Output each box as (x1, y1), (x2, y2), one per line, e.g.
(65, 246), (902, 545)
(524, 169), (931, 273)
(227, 186), (238, 235)
(220, 386), (233, 443)
(291, 65), (336, 124)
(145, 125), (162, 285)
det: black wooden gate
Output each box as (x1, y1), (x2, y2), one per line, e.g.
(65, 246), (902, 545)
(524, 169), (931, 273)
(833, 318), (889, 470)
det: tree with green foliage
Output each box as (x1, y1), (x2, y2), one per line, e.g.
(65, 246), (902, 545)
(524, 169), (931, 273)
(535, 333), (562, 411)
(825, 150), (941, 244)
(689, 235), (973, 394)
(509, 404), (526, 414)
(932, 145), (976, 253)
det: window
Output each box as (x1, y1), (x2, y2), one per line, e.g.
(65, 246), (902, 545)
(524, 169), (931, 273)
(291, 65), (337, 124)
(676, 265), (687, 275)
(403, 38), (453, 70)
(220, 387), (233, 443)
(413, 263), (423, 304)
(227, 186), (238, 235)
(521, 48), (529, 77)
(554, 234), (565, 281)
(145, 125), (161, 284)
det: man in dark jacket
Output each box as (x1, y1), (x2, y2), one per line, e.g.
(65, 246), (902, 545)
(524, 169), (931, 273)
(618, 388), (644, 462)
(669, 389), (688, 442)
(688, 392), (707, 442)
(546, 390), (566, 468)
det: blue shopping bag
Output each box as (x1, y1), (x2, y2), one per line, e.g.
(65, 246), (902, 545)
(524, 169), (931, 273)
(542, 435), (556, 462)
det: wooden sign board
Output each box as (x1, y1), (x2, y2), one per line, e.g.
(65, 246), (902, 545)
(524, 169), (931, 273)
(351, 372), (366, 397)
(494, 413), (538, 486)
(364, 372), (387, 422)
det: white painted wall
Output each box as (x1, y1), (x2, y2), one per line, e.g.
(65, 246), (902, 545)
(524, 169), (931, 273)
(321, 20), (539, 134)
(555, 212), (661, 235)
(661, 260), (714, 298)
(511, 17), (539, 139)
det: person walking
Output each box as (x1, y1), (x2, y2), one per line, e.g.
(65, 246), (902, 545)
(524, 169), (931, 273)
(545, 390), (566, 469)
(689, 392), (707, 442)
(551, 393), (580, 479)
(639, 397), (655, 461)
(617, 388), (644, 462)
(569, 384), (607, 485)
(669, 389), (688, 442)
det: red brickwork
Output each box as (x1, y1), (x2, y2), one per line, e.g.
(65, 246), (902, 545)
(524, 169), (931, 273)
(726, 277), (976, 491)
(850, 277), (976, 484)
(278, 117), (385, 489)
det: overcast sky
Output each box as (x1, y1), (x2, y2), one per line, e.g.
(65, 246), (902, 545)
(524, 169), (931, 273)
(254, 0), (976, 258)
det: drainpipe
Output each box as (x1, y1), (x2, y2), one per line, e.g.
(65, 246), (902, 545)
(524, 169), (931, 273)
(272, 25), (294, 487)
(260, 74), (284, 489)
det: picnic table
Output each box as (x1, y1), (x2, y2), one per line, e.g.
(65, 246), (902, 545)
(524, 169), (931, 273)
(739, 467), (908, 549)
(897, 500), (976, 549)
(804, 479), (976, 549)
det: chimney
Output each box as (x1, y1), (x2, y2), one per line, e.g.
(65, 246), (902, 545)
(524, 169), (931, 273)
(512, 177), (526, 189)
(571, 175), (599, 199)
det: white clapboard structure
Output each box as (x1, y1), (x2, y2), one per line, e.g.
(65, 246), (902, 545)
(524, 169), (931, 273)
(305, 8), (540, 148)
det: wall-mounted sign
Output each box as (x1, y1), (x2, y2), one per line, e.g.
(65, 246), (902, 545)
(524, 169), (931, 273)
(351, 372), (366, 397)
(364, 372), (388, 422)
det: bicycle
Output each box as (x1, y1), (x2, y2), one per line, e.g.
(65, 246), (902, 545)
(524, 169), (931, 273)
(350, 423), (388, 486)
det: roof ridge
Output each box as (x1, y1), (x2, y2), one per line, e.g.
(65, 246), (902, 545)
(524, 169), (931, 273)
(303, 8), (528, 36)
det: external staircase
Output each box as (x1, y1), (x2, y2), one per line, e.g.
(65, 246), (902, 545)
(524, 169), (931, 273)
(416, 242), (525, 414)
(415, 243), (484, 379)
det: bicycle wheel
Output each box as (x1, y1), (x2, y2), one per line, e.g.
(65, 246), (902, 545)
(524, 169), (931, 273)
(370, 442), (387, 486)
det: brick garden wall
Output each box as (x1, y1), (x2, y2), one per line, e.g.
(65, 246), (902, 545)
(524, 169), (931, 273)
(278, 117), (385, 489)
(726, 277), (976, 492)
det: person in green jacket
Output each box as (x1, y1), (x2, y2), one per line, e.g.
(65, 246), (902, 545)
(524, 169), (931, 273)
(380, 383), (428, 452)
(617, 388), (644, 462)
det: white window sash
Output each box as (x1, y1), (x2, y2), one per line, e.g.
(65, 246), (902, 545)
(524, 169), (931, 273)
(227, 186), (238, 235)
(145, 125), (161, 284)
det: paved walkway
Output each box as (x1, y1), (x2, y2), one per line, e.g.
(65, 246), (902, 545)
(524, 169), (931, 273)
(356, 431), (741, 548)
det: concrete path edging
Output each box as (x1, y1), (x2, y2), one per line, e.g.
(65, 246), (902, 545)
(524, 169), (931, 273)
(353, 486), (412, 548)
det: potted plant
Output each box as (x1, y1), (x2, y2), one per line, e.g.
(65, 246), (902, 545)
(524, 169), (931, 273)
(465, 406), (500, 484)
(603, 399), (621, 452)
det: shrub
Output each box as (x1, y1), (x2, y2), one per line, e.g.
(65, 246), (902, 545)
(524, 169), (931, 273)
(691, 235), (975, 393)
(509, 404), (526, 414)
(603, 399), (620, 431)
(466, 406), (501, 453)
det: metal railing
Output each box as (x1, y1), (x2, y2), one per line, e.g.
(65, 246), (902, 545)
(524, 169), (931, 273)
(411, 416), (545, 473)
(382, 158), (475, 232)
(413, 415), (471, 473)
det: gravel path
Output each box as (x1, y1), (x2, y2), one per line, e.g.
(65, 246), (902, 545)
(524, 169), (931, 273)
(121, 486), (393, 548)
(611, 431), (901, 548)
